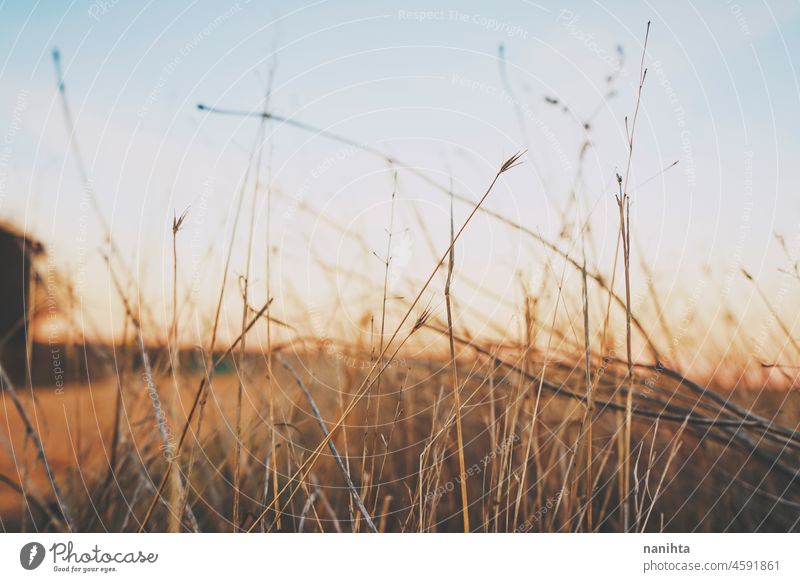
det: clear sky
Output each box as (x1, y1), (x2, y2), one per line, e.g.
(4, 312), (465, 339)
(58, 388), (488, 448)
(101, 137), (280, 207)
(1, 0), (799, 349)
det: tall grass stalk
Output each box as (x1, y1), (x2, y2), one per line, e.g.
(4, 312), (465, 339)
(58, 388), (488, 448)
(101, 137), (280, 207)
(169, 208), (188, 532)
(445, 178), (470, 532)
(617, 20), (650, 531)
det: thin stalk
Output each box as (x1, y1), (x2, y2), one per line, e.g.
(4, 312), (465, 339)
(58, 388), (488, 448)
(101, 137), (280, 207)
(168, 208), (188, 533)
(580, 213), (594, 531)
(618, 20), (650, 531)
(445, 178), (470, 532)
(233, 90), (270, 531)
(367, 172), (398, 513)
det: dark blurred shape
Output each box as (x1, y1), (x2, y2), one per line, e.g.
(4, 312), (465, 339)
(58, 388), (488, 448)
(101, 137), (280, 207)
(0, 223), (44, 383)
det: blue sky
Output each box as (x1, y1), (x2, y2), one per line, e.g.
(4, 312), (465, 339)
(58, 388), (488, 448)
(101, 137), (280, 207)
(1, 0), (799, 343)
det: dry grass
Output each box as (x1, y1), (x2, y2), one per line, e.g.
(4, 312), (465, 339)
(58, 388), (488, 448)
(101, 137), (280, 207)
(1, 23), (799, 534)
(2, 348), (798, 532)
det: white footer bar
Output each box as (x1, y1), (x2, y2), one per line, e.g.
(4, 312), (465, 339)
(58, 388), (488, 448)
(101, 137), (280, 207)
(1, 533), (797, 581)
